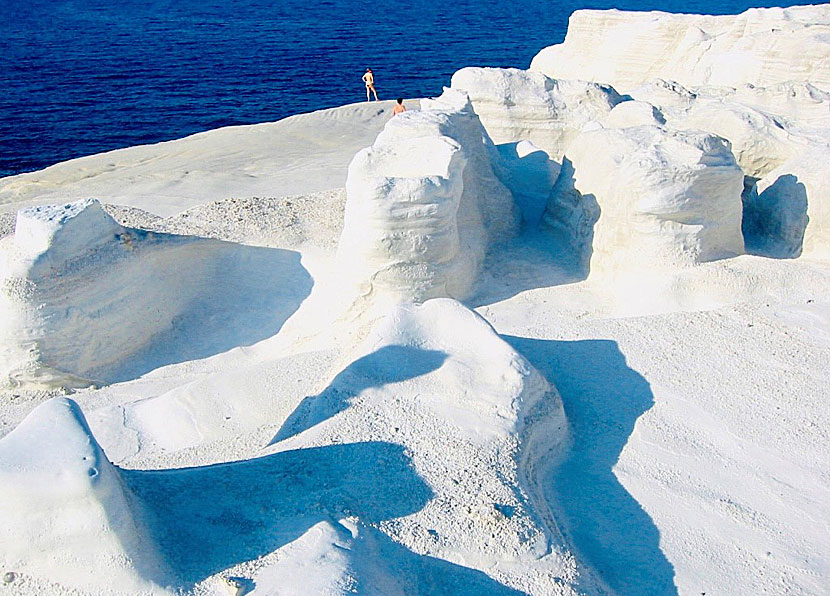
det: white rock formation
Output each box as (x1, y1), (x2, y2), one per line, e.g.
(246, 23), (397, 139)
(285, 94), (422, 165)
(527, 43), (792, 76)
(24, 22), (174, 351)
(333, 89), (519, 308)
(626, 80), (802, 179)
(620, 81), (830, 257)
(744, 149), (830, 259)
(0, 397), (169, 593)
(0, 198), (309, 387)
(521, 21), (828, 260)
(450, 67), (623, 160)
(543, 125), (745, 276)
(530, 6), (830, 93)
(603, 100), (665, 129)
(321, 298), (579, 594)
(0, 200), (209, 386)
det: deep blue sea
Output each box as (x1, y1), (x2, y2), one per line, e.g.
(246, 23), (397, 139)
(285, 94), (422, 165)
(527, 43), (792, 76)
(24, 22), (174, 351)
(0, 0), (808, 177)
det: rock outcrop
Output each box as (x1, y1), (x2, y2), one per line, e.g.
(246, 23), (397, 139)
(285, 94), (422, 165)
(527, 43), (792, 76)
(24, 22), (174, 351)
(0, 199), (310, 387)
(0, 398), (170, 593)
(528, 6), (830, 261)
(625, 80), (802, 179)
(450, 67), (623, 160)
(0, 200), (214, 386)
(543, 125), (745, 276)
(334, 89), (519, 307)
(530, 6), (830, 93)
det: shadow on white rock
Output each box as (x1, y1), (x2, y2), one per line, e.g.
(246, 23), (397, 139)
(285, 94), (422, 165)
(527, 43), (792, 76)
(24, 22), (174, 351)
(494, 140), (562, 228)
(0, 199), (312, 387)
(251, 519), (532, 596)
(743, 150), (829, 259)
(272, 299), (585, 594)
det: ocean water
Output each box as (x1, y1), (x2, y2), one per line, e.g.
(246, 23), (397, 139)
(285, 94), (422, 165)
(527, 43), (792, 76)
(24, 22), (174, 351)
(0, 0), (807, 177)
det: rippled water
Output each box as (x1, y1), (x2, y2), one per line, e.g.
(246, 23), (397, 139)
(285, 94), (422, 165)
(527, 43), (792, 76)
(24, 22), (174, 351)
(0, 0), (802, 176)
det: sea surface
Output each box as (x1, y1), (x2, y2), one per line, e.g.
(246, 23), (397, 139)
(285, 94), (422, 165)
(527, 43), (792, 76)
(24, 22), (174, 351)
(0, 0), (808, 177)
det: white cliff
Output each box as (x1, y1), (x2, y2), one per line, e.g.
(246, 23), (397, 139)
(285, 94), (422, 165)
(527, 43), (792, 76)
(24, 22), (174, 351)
(530, 6), (830, 93)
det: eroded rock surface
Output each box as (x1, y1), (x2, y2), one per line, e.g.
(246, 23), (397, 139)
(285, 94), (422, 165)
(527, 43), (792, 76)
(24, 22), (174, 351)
(0, 398), (170, 593)
(544, 126), (745, 276)
(334, 89), (519, 308)
(531, 6), (830, 93)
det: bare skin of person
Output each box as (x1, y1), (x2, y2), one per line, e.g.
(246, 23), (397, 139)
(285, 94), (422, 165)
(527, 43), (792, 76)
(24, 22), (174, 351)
(363, 68), (378, 101)
(393, 97), (406, 115)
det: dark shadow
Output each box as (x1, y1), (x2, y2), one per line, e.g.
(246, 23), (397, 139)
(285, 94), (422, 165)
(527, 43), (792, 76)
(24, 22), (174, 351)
(494, 141), (561, 229)
(742, 173), (809, 258)
(360, 526), (530, 596)
(121, 441), (432, 587)
(95, 237), (313, 383)
(471, 157), (599, 308)
(506, 336), (678, 596)
(271, 345), (448, 444)
(122, 441), (528, 594)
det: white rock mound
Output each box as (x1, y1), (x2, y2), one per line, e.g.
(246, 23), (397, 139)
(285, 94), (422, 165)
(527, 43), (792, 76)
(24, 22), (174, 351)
(603, 100), (665, 128)
(0, 397), (170, 593)
(333, 89), (519, 309)
(625, 80), (801, 179)
(543, 125), (745, 276)
(530, 6), (830, 93)
(450, 67), (623, 160)
(300, 298), (579, 594)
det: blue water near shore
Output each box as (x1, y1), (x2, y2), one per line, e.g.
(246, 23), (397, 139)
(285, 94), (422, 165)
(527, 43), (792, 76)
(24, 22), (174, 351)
(0, 0), (808, 177)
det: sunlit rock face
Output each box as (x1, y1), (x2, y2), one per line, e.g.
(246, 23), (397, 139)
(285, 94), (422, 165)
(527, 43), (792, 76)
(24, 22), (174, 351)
(335, 89), (519, 307)
(544, 125), (745, 277)
(624, 80), (809, 179)
(450, 66), (623, 160)
(530, 6), (830, 94)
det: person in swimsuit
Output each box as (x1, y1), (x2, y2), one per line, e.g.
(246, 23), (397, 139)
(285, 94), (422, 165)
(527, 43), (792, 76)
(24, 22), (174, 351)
(362, 68), (378, 101)
(393, 97), (406, 115)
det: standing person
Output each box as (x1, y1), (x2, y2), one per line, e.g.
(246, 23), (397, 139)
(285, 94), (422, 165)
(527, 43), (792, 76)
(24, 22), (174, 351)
(393, 98), (406, 115)
(362, 68), (378, 101)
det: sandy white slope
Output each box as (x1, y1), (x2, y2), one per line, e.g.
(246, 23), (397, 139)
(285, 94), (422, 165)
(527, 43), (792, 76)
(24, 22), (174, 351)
(0, 101), (409, 218)
(1, 7), (829, 596)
